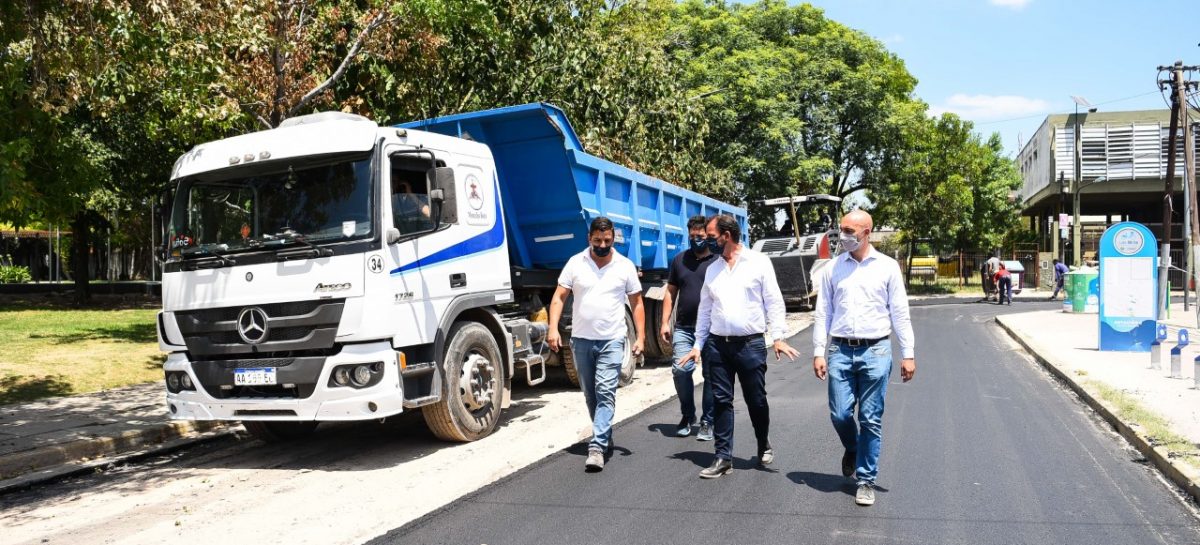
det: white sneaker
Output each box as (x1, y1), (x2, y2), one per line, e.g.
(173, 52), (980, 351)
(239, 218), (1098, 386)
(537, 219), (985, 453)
(585, 449), (604, 472)
(855, 483), (876, 506)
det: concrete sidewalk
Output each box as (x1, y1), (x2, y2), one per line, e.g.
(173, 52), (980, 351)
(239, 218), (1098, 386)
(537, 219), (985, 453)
(0, 383), (230, 492)
(0, 312), (814, 494)
(996, 304), (1200, 502)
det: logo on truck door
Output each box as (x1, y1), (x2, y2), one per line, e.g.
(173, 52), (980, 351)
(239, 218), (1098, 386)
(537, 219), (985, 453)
(467, 175), (484, 211)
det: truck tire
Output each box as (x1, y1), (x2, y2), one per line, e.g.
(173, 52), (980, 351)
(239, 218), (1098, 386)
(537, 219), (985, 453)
(560, 339), (581, 387)
(423, 321), (504, 442)
(619, 311), (638, 387)
(241, 421), (318, 443)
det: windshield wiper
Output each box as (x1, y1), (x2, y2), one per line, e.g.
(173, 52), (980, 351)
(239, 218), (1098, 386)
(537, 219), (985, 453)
(179, 246), (236, 269)
(262, 229), (333, 260)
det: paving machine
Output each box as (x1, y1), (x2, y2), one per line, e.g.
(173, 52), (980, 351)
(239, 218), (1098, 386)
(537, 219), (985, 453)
(751, 194), (842, 309)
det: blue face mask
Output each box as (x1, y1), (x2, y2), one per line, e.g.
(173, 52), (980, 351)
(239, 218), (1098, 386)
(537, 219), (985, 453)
(689, 237), (708, 253)
(592, 245), (612, 257)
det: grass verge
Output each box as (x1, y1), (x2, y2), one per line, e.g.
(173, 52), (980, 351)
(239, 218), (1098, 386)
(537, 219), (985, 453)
(1086, 379), (1200, 465)
(0, 297), (163, 405)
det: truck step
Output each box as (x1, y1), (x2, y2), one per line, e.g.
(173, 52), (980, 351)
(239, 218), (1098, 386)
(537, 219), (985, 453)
(517, 354), (546, 386)
(401, 361), (436, 377)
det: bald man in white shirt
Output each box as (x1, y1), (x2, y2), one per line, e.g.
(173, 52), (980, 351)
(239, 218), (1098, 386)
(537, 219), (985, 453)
(680, 214), (800, 479)
(812, 209), (915, 507)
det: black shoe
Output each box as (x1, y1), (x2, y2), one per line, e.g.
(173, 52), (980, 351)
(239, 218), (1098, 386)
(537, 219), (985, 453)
(758, 441), (774, 466)
(841, 449), (856, 477)
(699, 458), (733, 479)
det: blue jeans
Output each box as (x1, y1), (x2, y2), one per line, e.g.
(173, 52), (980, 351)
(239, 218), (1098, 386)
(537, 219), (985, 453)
(569, 337), (624, 452)
(671, 327), (713, 426)
(998, 276), (1012, 304)
(706, 336), (770, 461)
(827, 339), (892, 485)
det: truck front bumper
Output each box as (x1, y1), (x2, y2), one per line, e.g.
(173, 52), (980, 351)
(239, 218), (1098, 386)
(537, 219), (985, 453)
(164, 341), (406, 421)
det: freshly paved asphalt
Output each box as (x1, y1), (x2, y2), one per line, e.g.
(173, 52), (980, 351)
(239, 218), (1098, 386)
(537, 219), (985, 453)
(373, 301), (1200, 545)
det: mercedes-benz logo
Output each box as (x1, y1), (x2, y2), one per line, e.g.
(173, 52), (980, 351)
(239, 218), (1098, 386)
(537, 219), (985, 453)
(237, 307), (269, 344)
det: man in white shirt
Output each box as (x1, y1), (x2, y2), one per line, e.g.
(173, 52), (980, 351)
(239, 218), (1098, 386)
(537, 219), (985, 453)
(548, 217), (645, 472)
(812, 209), (916, 507)
(679, 214), (800, 479)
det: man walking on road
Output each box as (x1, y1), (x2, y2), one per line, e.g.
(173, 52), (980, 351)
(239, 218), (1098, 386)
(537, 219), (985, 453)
(679, 215), (799, 479)
(812, 210), (915, 507)
(1050, 258), (1070, 300)
(661, 215), (718, 440)
(548, 217), (646, 473)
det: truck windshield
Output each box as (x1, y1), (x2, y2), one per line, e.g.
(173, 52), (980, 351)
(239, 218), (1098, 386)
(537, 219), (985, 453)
(167, 154), (373, 258)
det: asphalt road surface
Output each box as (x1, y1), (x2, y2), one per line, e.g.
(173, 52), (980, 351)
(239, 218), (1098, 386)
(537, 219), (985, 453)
(374, 301), (1200, 545)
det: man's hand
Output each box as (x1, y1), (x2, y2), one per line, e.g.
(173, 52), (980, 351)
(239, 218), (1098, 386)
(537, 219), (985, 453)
(900, 358), (916, 382)
(773, 339), (799, 362)
(547, 329), (562, 353)
(678, 347), (701, 367)
(632, 337), (644, 357)
(813, 356), (827, 380)
(659, 323), (672, 344)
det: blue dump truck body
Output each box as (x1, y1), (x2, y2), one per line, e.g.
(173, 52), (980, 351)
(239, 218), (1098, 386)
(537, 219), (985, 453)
(397, 103), (747, 272)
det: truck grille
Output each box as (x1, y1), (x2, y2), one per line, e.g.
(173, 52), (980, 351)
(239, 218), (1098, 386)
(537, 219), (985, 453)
(175, 299), (345, 358)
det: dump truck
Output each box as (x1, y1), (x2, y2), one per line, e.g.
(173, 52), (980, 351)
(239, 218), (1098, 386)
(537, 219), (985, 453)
(751, 194), (842, 309)
(156, 103), (745, 443)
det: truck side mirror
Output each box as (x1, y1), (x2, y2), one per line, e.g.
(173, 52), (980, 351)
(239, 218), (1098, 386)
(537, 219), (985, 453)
(428, 167), (457, 224)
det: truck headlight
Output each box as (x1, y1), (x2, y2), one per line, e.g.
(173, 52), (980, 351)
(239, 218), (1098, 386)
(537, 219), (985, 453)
(333, 367), (351, 386)
(351, 365), (372, 387)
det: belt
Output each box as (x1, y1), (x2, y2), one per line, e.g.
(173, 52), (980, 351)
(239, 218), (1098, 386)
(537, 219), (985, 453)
(831, 335), (889, 347)
(710, 333), (763, 343)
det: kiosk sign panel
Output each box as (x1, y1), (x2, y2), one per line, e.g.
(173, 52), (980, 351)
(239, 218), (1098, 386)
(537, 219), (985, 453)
(1098, 222), (1158, 351)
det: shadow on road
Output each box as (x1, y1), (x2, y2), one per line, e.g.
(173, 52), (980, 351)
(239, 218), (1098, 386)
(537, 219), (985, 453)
(786, 471), (857, 496)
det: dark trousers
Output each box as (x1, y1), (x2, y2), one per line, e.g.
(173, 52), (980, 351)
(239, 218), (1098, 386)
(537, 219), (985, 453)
(998, 276), (1012, 304)
(704, 335), (769, 461)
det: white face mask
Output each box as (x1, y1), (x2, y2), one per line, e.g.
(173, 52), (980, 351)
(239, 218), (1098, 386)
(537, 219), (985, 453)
(838, 231), (861, 252)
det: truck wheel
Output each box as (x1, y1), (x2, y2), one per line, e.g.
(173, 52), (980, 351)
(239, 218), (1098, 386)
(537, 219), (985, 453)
(241, 421), (318, 443)
(423, 321), (504, 442)
(619, 311), (638, 387)
(560, 339), (581, 387)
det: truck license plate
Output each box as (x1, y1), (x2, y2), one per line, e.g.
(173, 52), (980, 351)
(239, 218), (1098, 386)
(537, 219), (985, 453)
(234, 368), (277, 386)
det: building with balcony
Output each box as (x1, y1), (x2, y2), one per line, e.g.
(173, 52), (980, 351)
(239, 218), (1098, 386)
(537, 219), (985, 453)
(1017, 109), (1198, 285)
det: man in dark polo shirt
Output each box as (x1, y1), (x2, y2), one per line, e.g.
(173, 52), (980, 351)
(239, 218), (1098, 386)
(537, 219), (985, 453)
(660, 215), (719, 440)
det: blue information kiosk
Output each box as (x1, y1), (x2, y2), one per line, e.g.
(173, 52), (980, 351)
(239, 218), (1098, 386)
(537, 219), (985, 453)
(1098, 222), (1158, 352)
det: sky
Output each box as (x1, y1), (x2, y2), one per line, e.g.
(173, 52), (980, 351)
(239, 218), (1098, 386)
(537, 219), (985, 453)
(801, 0), (1199, 157)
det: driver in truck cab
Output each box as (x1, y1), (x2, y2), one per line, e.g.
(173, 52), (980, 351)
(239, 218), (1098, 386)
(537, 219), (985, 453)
(390, 164), (432, 233)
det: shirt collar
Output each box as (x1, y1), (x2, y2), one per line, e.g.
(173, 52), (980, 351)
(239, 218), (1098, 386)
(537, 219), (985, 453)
(840, 244), (878, 264)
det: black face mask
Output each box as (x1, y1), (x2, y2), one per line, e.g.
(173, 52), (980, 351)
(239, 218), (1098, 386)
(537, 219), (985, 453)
(689, 237), (708, 253)
(707, 236), (724, 254)
(592, 245), (612, 257)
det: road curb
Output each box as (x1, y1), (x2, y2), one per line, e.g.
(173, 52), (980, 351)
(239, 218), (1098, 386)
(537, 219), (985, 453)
(0, 420), (234, 493)
(994, 315), (1200, 503)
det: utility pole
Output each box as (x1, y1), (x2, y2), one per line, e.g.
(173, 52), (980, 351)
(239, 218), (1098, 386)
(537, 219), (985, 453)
(1158, 61), (1198, 318)
(1181, 64), (1200, 323)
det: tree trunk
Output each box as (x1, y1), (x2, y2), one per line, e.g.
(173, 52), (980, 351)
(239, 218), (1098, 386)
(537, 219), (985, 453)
(71, 211), (91, 304)
(905, 239), (914, 287)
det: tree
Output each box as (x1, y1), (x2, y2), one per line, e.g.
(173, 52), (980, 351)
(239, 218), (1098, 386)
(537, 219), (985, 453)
(873, 112), (1023, 280)
(668, 0), (920, 236)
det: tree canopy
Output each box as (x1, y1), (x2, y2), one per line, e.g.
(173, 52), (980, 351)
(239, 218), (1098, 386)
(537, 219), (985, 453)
(0, 0), (1024, 292)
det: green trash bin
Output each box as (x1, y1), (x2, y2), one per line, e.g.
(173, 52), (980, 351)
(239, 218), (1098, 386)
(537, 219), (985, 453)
(1067, 267), (1099, 313)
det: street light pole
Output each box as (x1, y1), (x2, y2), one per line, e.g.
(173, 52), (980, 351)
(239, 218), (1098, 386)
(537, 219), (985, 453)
(1070, 96), (1095, 266)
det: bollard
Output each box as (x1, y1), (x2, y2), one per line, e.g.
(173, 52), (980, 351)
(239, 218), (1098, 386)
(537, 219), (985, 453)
(1194, 355), (1200, 389)
(1151, 324), (1168, 370)
(1171, 329), (1189, 379)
